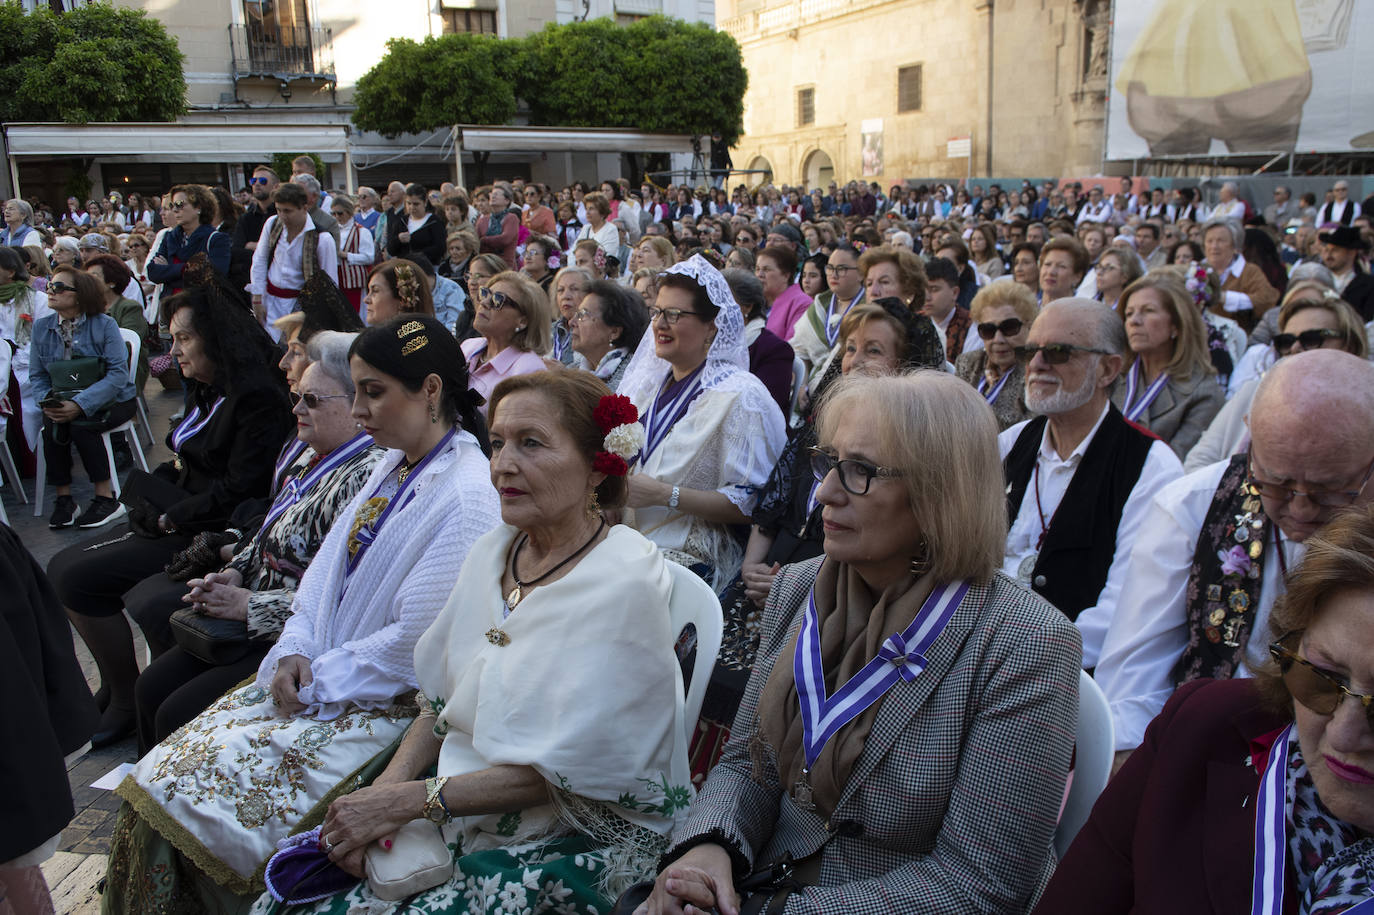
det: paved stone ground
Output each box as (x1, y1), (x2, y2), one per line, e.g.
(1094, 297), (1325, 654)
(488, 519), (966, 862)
(5, 382), (184, 913)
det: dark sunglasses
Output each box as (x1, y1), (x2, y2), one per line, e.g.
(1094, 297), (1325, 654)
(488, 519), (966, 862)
(1270, 635), (1374, 726)
(977, 318), (1024, 340)
(48, 281), (75, 294)
(250, 176), (272, 185)
(1273, 328), (1341, 354)
(290, 391), (350, 410)
(808, 447), (903, 497)
(1013, 343), (1109, 364)
(477, 286), (517, 311)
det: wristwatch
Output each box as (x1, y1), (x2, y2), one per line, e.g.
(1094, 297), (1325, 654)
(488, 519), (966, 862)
(668, 485), (681, 510)
(422, 776), (450, 823)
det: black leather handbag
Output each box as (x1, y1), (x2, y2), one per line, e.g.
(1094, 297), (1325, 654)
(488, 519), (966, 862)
(168, 608), (254, 665)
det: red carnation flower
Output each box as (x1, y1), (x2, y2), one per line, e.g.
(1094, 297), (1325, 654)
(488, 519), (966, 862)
(593, 394), (638, 434)
(592, 451), (628, 476)
(19, 313), (31, 324)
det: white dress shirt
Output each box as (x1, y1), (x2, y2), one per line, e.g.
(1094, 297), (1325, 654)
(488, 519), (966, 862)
(1210, 199), (1246, 221)
(1095, 459), (1303, 751)
(1076, 200), (1116, 225)
(1318, 199), (1362, 225)
(999, 404), (1184, 669)
(249, 215), (339, 339)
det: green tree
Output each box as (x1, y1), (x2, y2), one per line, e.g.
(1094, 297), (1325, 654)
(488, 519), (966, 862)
(352, 33), (518, 138)
(0, 2), (185, 123)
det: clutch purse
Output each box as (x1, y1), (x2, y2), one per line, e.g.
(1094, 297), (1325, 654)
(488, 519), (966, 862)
(365, 819), (453, 901)
(264, 828), (358, 905)
(168, 607), (254, 665)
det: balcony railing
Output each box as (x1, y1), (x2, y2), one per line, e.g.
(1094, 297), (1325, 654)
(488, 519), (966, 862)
(229, 23), (336, 83)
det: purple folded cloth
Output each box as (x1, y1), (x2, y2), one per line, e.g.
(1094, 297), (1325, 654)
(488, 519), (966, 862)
(263, 827), (360, 905)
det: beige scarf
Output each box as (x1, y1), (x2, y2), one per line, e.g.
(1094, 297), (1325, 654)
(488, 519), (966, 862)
(757, 559), (935, 819)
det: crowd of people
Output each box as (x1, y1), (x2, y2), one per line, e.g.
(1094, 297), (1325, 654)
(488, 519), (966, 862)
(3, 159), (1374, 914)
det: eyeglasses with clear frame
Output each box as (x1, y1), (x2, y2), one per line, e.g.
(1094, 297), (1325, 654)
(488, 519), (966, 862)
(1247, 454), (1374, 508)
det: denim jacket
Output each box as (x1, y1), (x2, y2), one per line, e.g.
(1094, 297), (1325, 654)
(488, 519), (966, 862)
(29, 311), (136, 416)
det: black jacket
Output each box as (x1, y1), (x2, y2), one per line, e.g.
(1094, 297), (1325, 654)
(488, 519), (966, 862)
(386, 212), (446, 266)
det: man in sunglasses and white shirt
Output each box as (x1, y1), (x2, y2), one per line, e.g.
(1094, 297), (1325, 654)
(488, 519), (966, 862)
(1097, 350), (1374, 767)
(998, 298), (1183, 670)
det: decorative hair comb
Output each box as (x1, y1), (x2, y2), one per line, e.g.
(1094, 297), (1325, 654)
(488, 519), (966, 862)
(397, 320), (424, 337)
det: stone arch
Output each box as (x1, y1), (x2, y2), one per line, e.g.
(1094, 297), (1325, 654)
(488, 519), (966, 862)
(802, 148), (835, 191)
(746, 155), (773, 185)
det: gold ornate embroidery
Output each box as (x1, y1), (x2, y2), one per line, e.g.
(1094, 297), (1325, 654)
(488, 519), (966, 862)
(347, 496), (390, 559)
(397, 319), (424, 338)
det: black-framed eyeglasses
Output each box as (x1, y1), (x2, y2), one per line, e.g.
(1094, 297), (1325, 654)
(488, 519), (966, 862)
(647, 305), (703, 326)
(48, 281), (75, 294)
(290, 391), (350, 410)
(477, 286), (517, 311)
(824, 264), (856, 276)
(978, 318), (1024, 341)
(1013, 343), (1109, 364)
(1247, 454), (1374, 507)
(809, 447), (903, 496)
(1270, 634), (1374, 726)
(1273, 328), (1341, 354)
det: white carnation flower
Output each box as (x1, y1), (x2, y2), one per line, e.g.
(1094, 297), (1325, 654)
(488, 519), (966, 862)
(603, 422), (645, 459)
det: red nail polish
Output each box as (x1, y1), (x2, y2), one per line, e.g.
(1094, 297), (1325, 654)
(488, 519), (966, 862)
(383, 840), (392, 850)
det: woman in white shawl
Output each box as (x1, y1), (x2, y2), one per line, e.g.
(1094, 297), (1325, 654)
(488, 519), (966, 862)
(619, 254), (787, 591)
(0, 246), (50, 450)
(259, 370), (692, 915)
(104, 316), (500, 911)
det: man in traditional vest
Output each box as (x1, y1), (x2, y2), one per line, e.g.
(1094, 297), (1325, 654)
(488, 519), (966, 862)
(248, 182), (338, 339)
(1097, 350), (1374, 764)
(999, 298), (1183, 669)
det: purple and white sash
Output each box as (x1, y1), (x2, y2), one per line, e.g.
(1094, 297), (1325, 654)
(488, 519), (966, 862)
(1121, 361), (1169, 422)
(824, 291), (864, 347)
(272, 438), (309, 494)
(978, 372), (1010, 406)
(260, 433), (373, 535)
(170, 395), (226, 451)
(340, 428), (455, 596)
(640, 365), (705, 463)
(794, 577), (971, 767)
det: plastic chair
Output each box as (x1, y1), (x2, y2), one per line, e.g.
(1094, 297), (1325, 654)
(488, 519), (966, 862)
(119, 327), (155, 447)
(1055, 669), (1115, 859)
(665, 561), (724, 743)
(789, 355), (806, 422)
(0, 432), (27, 505)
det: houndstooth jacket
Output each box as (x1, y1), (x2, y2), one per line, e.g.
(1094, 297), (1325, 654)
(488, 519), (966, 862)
(668, 556), (1081, 914)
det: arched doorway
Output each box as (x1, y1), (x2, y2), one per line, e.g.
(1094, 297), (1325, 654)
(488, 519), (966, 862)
(803, 149), (834, 191)
(746, 155), (773, 185)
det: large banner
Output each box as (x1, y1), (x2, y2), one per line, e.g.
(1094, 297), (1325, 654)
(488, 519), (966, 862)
(1105, 0), (1374, 160)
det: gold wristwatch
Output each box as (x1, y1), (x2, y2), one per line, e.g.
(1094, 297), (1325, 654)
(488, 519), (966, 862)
(422, 776), (450, 824)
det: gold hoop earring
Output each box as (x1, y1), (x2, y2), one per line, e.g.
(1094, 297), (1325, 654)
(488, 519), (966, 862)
(910, 539), (931, 576)
(586, 490), (600, 520)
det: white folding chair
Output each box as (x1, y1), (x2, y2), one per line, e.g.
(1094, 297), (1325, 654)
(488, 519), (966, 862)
(119, 327), (155, 447)
(788, 355), (806, 423)
(665, 562), (724, 743)
(1055, 669), (1115, 859)
(0, 432), (27, 505)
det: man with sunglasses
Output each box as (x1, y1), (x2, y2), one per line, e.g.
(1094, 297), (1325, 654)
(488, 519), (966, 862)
(233, 165), (279, 257)
(1097, 350), (1374, 765)
(999, 299), (1183, 670)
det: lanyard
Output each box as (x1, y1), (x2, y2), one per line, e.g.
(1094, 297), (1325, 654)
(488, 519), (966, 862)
(1122, 361), (1169, 422)
(260, 433), (372, 535)
(824, 291), (863, 347)
(978, 371), (1011, 405)
(340, 428), (454, 596)
(170, 394), (226, 451)
(640, 366), (705, 463)
(552, 322), (570, 360)
(793, 577), (970, 768)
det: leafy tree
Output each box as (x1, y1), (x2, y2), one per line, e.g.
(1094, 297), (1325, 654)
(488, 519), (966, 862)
(352, 33), (518, 139)
(271, 152), (325, 182)
(0, 2), (185, 123)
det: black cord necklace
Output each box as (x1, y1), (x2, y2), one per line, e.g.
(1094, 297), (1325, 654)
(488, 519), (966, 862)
(504, 517), (606, 609)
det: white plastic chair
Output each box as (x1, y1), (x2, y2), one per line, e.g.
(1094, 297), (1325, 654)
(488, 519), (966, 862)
(1055, 669), (1115, 859)
(0, 433), (27, 505)
(119, 327), (155, 447)
(788, 355), (806, 423)
(665, 561), (724, 743)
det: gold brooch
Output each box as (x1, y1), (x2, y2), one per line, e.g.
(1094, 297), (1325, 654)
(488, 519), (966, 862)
(485, 628), (510, 646)
(397, 320), (424, 338)
(400, 334), (429, 355)
(347, 496), (390, 558)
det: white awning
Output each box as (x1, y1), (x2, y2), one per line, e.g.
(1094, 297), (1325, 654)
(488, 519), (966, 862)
(456, 125), (695, 154)
(4, 122), (350, 163)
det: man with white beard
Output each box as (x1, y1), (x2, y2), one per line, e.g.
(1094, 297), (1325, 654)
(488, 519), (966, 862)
(998, 298), (1184, 667)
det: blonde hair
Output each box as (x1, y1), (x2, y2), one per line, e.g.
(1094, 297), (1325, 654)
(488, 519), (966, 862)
(815, 372), (1004, 583)
(488, 271), (553, 355)
(858, 244), (927, 304)
(1278, 280), (1369, 358)
(1116, 269), (1215, 382)
(969, 280), (1038, 326)
(637, 235), (674, 266)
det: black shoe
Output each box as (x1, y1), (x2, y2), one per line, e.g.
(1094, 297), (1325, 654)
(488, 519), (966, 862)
(76, 496), (128, 529)
(49, 495), (78, 529)
(90, 705), (136, 749)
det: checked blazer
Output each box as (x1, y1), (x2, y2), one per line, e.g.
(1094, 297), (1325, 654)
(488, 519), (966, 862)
(668, 557), (1082, 914)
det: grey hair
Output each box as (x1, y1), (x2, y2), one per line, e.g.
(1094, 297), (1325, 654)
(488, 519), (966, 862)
(1201, 217), (1244, 250)
(722, 268), (767, 322)
(5, 199), (33, 225)
(1222, 181), (1238, 194)
(1041, 296), (1128, 355)
(357, 186), (377, 199)
(1289, 262), (1338, 289)
(52, 236), (80, 255)
(304, 331), (359, 395)
(293, 174), (323, 196)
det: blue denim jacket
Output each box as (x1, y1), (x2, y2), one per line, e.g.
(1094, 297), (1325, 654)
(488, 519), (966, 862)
(29, 312), (137, 416)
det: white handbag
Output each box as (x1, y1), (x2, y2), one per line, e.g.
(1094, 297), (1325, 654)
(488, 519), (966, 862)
(364, 819), (453, 901)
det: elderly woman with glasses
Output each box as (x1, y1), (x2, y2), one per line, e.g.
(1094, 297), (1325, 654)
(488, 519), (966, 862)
(1040, 501), (1374, 913)
(955, 281), (1037, 430)
(461, 271), (552, 414)
(1202, 217), (1280, 332)
(1185, 284), (1369, 472)
(569, 279), (648, 392)
(630, 371), (1080, 915)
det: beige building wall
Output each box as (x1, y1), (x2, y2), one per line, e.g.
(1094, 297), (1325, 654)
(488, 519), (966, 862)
(721, 0), (1107, 187)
